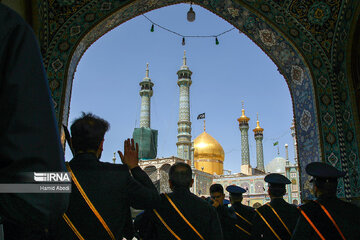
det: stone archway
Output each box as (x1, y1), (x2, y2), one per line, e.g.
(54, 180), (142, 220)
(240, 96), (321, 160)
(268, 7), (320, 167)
(39, 0), (360, 200)
(144, 165), (157, 181)
(159, 164), (171, 193)
(253, 202), (262, 208)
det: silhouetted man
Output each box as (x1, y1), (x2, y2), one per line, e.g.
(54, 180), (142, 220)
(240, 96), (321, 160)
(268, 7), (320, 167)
(226, 185), (255, 240)
(57, 113), (160, 239)
(139, 162), (223, 240)
(252, 173), (299, 240)
(0, 3), (69, 239)
(292, 162), (360, 240)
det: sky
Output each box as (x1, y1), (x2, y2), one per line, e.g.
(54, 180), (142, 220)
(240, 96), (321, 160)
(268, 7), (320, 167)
(65, 3), (296, 173)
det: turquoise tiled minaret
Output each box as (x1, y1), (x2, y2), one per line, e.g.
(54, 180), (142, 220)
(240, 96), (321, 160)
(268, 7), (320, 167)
(253, 113), (265, 172)
(238, 102), (251, 174)
(133, 63), (158, 160)
(139, 63), (153, 128)
(176, 51), (192, 160)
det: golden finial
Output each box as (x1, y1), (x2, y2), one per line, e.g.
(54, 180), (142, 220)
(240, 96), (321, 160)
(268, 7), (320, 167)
(203, 119), (206, 132)
(237, 101), (250, 123)
(253, 113), (264, 132)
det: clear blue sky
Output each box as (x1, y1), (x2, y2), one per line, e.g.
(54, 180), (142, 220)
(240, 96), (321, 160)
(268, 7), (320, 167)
(65, 3), (295, 173)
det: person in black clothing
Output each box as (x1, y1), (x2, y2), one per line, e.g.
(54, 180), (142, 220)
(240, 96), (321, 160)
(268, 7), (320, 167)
(56, 113), (161, 240)
(226, 185), (255, 240)
(291, 162), (360, 240)
(139, 162), (223, 240)
(252, 173), (299, 240)
(210, 184), (238, 240)
(0, 3), (69, 239)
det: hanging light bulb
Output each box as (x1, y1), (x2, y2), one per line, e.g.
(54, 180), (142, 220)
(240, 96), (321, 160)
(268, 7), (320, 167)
(150, 24), (154, 32)
(215, 37), (219, 45)
(182, 37), (186, 46)
(187, 4), (195, 22)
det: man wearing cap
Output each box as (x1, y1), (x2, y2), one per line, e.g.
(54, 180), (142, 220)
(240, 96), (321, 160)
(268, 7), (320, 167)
(291, 162), (360, 240)
(226, 185), (255, 240)
(252, 173), (299, 240)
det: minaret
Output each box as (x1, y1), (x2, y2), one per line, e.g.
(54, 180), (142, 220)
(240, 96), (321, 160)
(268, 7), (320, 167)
(237, 102), (251, 175)
(253, 113), (264, 172)
(139, 63), (154, 128)
(132, 63), (158, 160)
(285, 144), (289, 165)
(176, 51), (192, 161)
(290, 119), (298, 164)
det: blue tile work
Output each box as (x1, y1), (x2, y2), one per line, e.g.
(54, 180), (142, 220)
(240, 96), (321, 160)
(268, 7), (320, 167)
(37, 0), (360, 200)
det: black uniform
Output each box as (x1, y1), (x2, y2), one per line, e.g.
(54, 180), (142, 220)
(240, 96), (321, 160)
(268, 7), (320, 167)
(252, 174), (299, 240)
(215, 204), (238, 240)
(291, 162), (360, 240)
(140, 188), (223, 240)
(0, 3), (69, 239)
(231, 202), (255, 239)
(56, 153), (161, 240)
(252, 198), (299, 240)
(291, 195), (360, 239)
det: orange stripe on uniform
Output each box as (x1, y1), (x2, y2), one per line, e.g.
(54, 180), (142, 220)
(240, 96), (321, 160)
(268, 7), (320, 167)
(153, 209), (182, 240)
(235, 211), (252, 226)
(266, 203), (291, 236)
(235, 224), (251, 236)
(62, 213), (85, 240)
(164, 193), (205, 240)
(66, 163), (116, 240)
(255, 209), (281, 240)
(314, 201), (346, 240)
(297, 206), (325, 240)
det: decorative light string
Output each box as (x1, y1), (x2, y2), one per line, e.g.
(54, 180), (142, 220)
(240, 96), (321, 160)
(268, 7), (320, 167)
(143, 14), (235, 45)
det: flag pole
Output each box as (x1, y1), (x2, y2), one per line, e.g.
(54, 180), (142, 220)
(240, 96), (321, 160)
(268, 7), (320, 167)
(203, 119), (206, 132)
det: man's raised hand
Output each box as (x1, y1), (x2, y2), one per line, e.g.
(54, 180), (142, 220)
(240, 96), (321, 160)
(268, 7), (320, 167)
(118, 138), (139, 169)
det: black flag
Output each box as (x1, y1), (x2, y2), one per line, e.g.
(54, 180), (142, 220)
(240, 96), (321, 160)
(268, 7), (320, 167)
(197, 113), (205, 120)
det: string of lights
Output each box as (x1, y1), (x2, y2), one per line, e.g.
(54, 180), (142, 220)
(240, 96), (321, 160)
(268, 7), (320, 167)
(142, 14), (235, 45)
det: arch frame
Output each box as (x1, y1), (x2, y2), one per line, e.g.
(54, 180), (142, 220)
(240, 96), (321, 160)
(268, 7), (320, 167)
(38, 0), (360, 200)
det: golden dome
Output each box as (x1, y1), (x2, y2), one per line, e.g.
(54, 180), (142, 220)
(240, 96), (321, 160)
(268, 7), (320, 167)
(253, 120), (264, 132)
(194, 132), (225, 162)
(237, 109), (250, 123)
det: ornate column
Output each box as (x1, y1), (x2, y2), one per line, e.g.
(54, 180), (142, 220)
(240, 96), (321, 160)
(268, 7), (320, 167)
(139, 63), (153, 128)
(176, 51), (192, 160)
(253, 114), (264, 172)
(238, 102), (251, 175)
(133, 63), (158, 160)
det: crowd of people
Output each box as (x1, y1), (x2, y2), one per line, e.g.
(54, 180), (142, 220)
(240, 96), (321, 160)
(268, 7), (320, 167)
(1, 2), (360, 240)
(48, 113), (360, 240)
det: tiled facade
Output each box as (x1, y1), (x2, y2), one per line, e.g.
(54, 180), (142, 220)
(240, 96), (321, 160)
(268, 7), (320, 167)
(35, 0), (359, 201)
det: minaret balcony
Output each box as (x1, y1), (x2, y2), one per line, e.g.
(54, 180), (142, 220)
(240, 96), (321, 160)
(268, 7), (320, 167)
(177, 132), (192, 138)
(177, 79), (192, 86)
(239, 123), (249, 128)
(177, 120), (192, 125)
(177, 126), (191, 133)
(177, 69), (193, 75)
(176, 141), (192, 146)
(140, 90), (153, 97)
